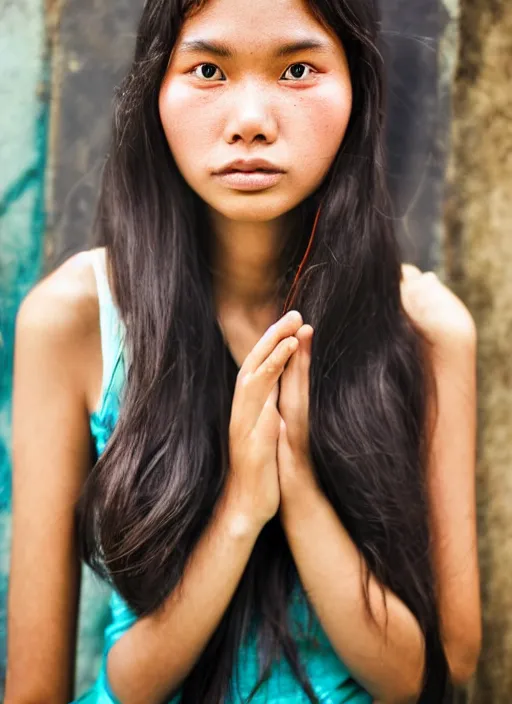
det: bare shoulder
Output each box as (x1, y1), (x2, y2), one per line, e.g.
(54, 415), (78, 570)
(7, 249), (106, 700)
(400, 263), (477, 348)
(17, 248), (102, 335)
(16, 248), (104, 410)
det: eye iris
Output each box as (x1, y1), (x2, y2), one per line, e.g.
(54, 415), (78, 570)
(201, 64), (217, 79)
(290, 64), (306, 78)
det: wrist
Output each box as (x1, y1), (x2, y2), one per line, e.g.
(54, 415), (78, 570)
(429, 333), (477, 375)
(280, 479), (325, 526)
(216, 485), (266, 541)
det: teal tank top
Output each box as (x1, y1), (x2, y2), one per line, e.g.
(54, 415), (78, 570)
(74, 249), (371, 704)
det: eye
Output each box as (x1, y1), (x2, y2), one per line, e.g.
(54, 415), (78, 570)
(192, 63), (225, 81)
(281, 63), (314, 81)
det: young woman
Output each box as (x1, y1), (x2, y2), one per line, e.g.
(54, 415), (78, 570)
(6, 0), (481, 702)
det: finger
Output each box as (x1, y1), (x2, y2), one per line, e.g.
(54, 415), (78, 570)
(241, 310), (303, 375)
(280, 324), (312, 392)
(277, 417), (292, 464)
(297, 324), (314, 359)
(295, 325), (313, 394)
(254, 392), (281, 440)
(401, 263), (422, 281)
(279, 329), (308, 435)
(268, 381), (279, 406)
(233, 336), (298, 430)
(278, 418), (301, 489)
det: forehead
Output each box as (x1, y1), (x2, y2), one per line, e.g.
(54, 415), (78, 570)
(179, 0), (337, 51)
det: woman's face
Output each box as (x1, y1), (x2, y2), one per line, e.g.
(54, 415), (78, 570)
(159, 0), (352, 223)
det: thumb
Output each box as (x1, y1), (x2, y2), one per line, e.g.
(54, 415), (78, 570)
(278, 418), (292, 459)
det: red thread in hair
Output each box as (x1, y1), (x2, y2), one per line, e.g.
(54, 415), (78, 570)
(282, 205), (322, 315)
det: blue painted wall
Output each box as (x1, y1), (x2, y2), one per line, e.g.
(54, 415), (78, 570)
(0, 5), (111, 696)
(0, 0), (47, 691)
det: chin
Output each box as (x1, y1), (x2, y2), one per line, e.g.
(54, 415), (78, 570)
(205, 190), (304, 223)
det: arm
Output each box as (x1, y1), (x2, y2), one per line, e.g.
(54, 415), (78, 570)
(424, 321), (481, 684)
(280, 487), (424, 704)
(106, 497), (260, 704)
(401, 266), (481, 685)
(277, 325), (423, 704)
(6, 265), (96, 704)
(106, 315), (303, 704)
(277, 272), (482, 698)
(5, 258), (259, 704)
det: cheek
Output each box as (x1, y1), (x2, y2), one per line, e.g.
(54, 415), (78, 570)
(159, 78), (218, 173)
(290, 81), (352, 178)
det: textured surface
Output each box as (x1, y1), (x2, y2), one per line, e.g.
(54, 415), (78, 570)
(444, 0), (512, 701)
(0, 0), (47, 692)
(45, 0), (139, 270)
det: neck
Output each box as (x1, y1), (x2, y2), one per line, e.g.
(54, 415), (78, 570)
(208, 211), (291, 314)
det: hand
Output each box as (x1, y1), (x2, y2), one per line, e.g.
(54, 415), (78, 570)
(277, 323), (319, 504)
(226, 310), (304, 530)
(400, 264), (477, 352)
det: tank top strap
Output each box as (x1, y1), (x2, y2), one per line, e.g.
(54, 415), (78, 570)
(90, 248), (125, 408)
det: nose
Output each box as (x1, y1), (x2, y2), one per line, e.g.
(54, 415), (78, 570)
(223, 81), (278, 145)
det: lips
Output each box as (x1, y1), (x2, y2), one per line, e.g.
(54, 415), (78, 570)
(212, 168), (285, 191)
(212, 158), (285, 191)
(215, 158), (284, 175)
(225, 167), (276, 173)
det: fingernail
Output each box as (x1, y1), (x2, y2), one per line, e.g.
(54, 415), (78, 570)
(263, 324), (276, 339)
(287, 310), (301, 322)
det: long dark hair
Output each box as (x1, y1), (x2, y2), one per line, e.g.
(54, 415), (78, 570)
(77, 0), (449, 701)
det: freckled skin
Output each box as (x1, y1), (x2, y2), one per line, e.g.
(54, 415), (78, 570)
(158, 0), (353, 223)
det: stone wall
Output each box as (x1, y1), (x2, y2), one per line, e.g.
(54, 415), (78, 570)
(444, 0), (512, 701)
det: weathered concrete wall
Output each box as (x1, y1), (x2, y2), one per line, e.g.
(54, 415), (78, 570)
(444, 1), (512, 702)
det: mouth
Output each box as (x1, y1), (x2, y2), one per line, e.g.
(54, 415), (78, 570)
(213, 159), (286, 191)
(212, 169), (285, 191)
(221, 167), (280, 174)
(214, 158), (285, 175)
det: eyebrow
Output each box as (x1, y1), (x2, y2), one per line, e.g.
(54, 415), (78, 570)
(178, 38), (331, 59)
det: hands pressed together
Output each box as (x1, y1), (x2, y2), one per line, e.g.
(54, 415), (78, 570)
(223, 264), (478, 701)
(226, 309), (317, 530)
(226, 264), (477, 531)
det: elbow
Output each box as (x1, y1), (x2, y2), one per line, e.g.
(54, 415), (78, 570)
(387, 673), (423, 704)
(395, 682), (423, 704)
(383, 691), (421, 704)
(377, 662), (424, 704)
(444, 632), (482, 687)
(376, 688), (421, 704)
(440, 594), (482, 686)
(379, 626), (482, 704)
